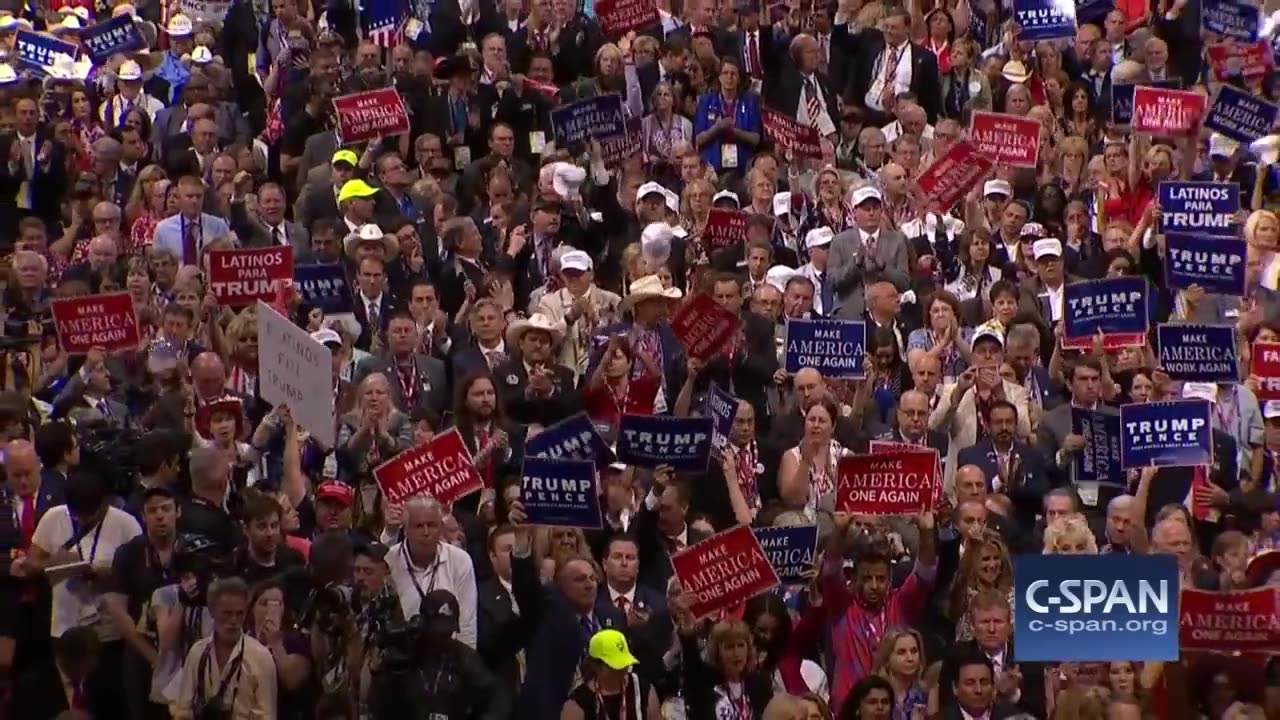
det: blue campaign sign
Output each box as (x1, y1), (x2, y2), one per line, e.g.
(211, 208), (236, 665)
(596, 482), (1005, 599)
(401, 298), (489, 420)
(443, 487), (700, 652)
(551, 94), (626, 146)
(1063, 276), (1149, 340)
(616, 414), (713, 472)
(704, 383), (738, 454)
(526, 411), (616, 468)
(753, 525), (818, 585)
(520, 457), (602, 529)
(1205, 84), (1279, 145)
(1164, 233), (1248, 296)
(1014, 554), (1180, 661)
(1158, 181), (1240, 237)
(1071, 408), (1125, 487)
(1014, 0), (1076, 40)
(1202, 0), (1260, 40)
(15, 30), (79, 74)
(80, 15), (145, 65)
(1111, 80), (1182, 124)
(784, 319), (866, 378)
(294, 264), (353, 315)
(1120, 400), (1213, 468)
(1157, 324), (1239, 383)
(1076, 0), (1113, 22)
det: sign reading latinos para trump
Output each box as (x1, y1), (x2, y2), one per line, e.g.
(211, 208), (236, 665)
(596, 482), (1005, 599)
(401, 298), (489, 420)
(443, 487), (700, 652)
(672, 525), (779, 620)
(836, 452), (937, 515)
(763, 108), (822, 158)
(1164, 233), (1247, 296)
(752, 526), (818, 585)
(1202, 0), (1261, 40)
(51, 293), (139, 353)
(784, 319), (867, 378)
(1013, 0), (1076, 40)
(1062, 277), (1148, 351)
(916, 142), (994, 211)
(1072, 409), (1125, 486)
(333, 88), (410, 145)
(968, 112), (1041, 168)
(208, 246), (294, 306)
(519, 457), (602, 529)
(552, 95), (626, 146)
(705, 383), (739, 455)
(1252, 342), (1280, 401)
(1132, 86), (1206, 137)
(1157, 324), (1239, 383)
(1111, 80), (1182, 125)
(702, 209), (748, 250)
(594, 0), (658, 37)
(374, 429), (483, 505)
(526, 411), (616, 468)
(15, 30), (79, 74)
(670, 293), (741, 362)
(257, 302), (335, 447)
(81, 15), (145, 65)
(294, 264), (353, 315)
(1157, 181), (1239, 237)
(1120, 400), (1213, 469)
(616, 414), (713, 472)
(1205, 84), (1279, 144)
(1179, 587), (1280, 654)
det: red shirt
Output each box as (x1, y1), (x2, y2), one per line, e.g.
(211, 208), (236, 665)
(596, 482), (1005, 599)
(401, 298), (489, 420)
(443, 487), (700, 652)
(1103, 179), (1154, 227)
(584, 376), (660, 429)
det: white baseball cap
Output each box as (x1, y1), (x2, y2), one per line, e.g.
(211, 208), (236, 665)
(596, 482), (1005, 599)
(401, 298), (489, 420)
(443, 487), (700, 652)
(805, 227), (834, 249)
(1182, 382), (1218, 403)
(552, 162), (586, 198)
(310, 328), (342, 346)
(1265, 400), (1280, 419)
(851, 186), (883, 207)
(972, 326), (1005, 348)
(766, 265), (797, 292)
(635, 181), (666, 203)
(712, 190), (740, 207)
(166, 13), (194, 36)
(1209, 133), (1239, 159)
(1032, 238), (1063, 260)
(559, 249), (593, 272)
(190, 46), (214, 64)
(984, 180), (1013, 198)
(641, 223), (674, 264)
(772, 192), (793, 217)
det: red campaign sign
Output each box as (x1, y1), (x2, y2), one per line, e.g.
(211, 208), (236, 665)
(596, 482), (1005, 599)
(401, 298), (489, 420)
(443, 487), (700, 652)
(373, 429), (484, 505)
(763, 108), (821, 159)
(333, 88), (411, 145)
(595, 0), (658, 38)
(670, 293), (742, 362)
(968, 112), (1041, 169)
(702, 208), (748, 250)
(51, 292), (140, 353)
(671, 524), (779, 620)
(1179, 587), (1280, 654)
(1132, 86), (1207, 138)
(836, 451), (937, 515)
(868, 440), (942, 503)
(915, 141), (994, 211)
(1252, 342), (1280, 401)
(1207, 41), (1274, 82)
(1061, 332), (1147, 352)
(524, 78), (561, 98)
(208, 246), (294, 306)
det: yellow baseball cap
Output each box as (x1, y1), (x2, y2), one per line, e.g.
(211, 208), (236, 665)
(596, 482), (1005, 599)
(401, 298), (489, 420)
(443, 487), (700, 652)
(588, 629), (639, 671)
(331, 149), (358, 167)
(337, 179), (379, 204)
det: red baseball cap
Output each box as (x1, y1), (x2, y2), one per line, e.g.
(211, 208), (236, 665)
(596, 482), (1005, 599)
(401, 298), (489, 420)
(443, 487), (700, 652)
(315, 481), (355, 507)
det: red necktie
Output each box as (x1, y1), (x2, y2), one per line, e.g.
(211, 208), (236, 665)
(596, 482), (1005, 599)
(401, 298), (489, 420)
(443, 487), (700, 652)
(746, 33), (761, 77)
(616, 596), (630, 614)
(20, 495), (35, 545)
(71, 683), (86, 709)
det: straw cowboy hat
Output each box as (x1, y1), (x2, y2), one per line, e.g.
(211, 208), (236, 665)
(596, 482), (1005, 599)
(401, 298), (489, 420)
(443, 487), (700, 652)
(1001, 60), (1031, 84)
(343, 223), (399, 259)
(505, 313), (566, 348)
(621, 274), (683, 311)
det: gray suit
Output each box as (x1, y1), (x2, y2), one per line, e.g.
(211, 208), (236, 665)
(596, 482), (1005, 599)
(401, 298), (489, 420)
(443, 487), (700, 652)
(152, 102), (250, 155)
(352, 353), (450, 420)
(296, 130), (340, 194)
(827, 226), (912, 319)
(1036, 402), (1120, 489)
(229, 197), (311, 259)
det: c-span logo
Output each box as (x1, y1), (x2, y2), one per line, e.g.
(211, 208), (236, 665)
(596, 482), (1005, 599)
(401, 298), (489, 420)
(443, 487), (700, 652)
(1013, 554), (1180, 661)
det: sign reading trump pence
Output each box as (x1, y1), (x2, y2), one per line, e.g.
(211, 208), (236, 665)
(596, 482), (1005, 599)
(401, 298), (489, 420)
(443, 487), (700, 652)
(51, 293), (140, 353)
(784, 319), (867, 378)
(672, 525), (779, 620)
(836, 451), (937, 515)
(374, 429), (483, 505)
(616, 414), (713, 472)
(519, 457), (602, 529)
(1062, 276), (1148, 351)
(1120, 400), (1213, 469)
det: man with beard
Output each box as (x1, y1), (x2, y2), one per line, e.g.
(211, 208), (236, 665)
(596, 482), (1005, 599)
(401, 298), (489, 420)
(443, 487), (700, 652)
(233, 494), (307, 589)
(493, 313), (578, 426)
(453, 373), (525, 493)
(957, 399), (1051, 531)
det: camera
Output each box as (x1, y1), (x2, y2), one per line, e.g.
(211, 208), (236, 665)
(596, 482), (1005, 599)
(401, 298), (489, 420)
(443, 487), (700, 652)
(303, 582), (354, 636)
(78, 423), (141, 497)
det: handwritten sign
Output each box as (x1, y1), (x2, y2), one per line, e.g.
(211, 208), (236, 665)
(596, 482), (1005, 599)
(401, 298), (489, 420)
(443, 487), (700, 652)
(1120, 400), (1213, 469)
(1013, 0), (1077, 40)
(595, 0), (658, 38)
(702, 208), (748, 250)
(1164, 233), (1247, 296)
(519, 457), (602, 528)
(763, 108), (822, 159)
(15, 30), (79, 74)
(208, 246), (293, 306)
(969, 112), (1041, 168)
(1179, 587), (1280, 654)
(1252, 341), (1280, 401)
(1205, 84), (1279, 145)
(916, 141), (994, 211)
(179, 0), (233, 23)
(752, 525), (818, 584)
(373, 429), (483, 505)
(1062, 277), (1148, 351)
(257, 302), (335, 447)
(1132, 86), (1206, 137)
(333, 88), (411, 144)
(671, 525), (779, 620)
(1072, 409), (1125, 486)
(551, 95), (626, 146)
(80, 15), (145, 65)
(784, 319), (867, 378)
(670, 293), (742, 362)
(51, 293), (139, 353)
(1158, 181), (1239, 237)
(1156, 324), (1239, 383)
(836, 451), (938, 514)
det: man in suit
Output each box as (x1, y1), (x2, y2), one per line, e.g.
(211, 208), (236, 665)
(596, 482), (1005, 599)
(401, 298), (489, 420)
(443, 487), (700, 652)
(351, 253), (398, 352)
(1193, 133), (1259, 201)
(294, 128), (343, 200)
(957, 399), (1052, 531)
(296, 150), (358, 230)
(1036, 357), (1121, 510)
(229, 182), (311, 258)
(940, 592), (1043, 718)
(594, 534), (671, 681)
(12, 626), (104, 719)
(841, 6), (942, 124)
(354, 311), (450, 420)
(0, 98), (69, 241)
(373, 152), (429, 226)
(1004, 324), (1063, 415)
(763, 32), (839, 143)
(876, 389), (949, 455)
(151, 75), (249, 155)
(633, 469), (712, 593)
(493, 314), (579, 427)
(698, 272), (779, 424)
(163, 116), (223, 180)
(2, 439), (65, 671)
(1017, 238), (1080, 325)
(477, 525), (525, 689)
(450, 298), (511, 381)
(637, 35), (692, 109)
(829, 186), (912, 320)
(52, 350), (130, 432)
(590, 275), (688, 410)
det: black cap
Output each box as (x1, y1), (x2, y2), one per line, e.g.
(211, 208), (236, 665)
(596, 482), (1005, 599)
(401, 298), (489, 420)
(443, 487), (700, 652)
(420, 589), (460, 620)
(353, 540), (390, 562)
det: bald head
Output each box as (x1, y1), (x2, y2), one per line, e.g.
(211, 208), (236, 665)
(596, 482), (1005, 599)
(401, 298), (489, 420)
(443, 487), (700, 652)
(954, 464), (987, 503)
(897, 390), (930, 439)
(4, 440), (40, 497)
(793, 367), (826, 410)
(191, 352), (226, 400)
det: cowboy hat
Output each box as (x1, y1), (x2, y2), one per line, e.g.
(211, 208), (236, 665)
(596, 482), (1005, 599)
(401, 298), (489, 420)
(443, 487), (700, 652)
(621, 274), (683, 311)
(505, 313), (566, 348)
(46, 53), (91, 83)
(343, 223), (399, 259)
(1001, 60), (1031, 84)
(195, 396), (245, 439)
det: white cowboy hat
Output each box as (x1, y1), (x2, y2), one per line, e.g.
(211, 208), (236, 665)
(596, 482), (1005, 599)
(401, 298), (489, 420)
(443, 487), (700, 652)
(343, 223), (399, 259)
(1002, 60), (1031, 84)
(47, 53), (91, 82)
(166, 13), (193, 36)
(116, 59), (143, 81)
(621, 274), (683, 311)
(505, 313), (565, 348)
(0, 64), (17, 85)
(188, 46), (214, 65)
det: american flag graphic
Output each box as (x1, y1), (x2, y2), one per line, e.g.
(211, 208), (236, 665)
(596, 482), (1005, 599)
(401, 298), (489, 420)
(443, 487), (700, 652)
(361, 0), (407, 47)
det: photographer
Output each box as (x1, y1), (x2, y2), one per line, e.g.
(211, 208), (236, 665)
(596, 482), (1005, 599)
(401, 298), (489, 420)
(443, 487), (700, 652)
(173, 577), (277, 720)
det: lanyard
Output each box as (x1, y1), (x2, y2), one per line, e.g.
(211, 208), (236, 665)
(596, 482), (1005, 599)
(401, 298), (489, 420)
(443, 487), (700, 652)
(720, 683), (750, 720)
(397, 361), (418, 404)
(68, 509), (104, 565)
(403, 543), (442, 600)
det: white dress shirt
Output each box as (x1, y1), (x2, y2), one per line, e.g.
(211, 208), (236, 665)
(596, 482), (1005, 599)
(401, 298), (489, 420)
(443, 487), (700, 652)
(866, 42), (913, 113)
(797, 74), (836, 137)
(388, 540), (478, 647)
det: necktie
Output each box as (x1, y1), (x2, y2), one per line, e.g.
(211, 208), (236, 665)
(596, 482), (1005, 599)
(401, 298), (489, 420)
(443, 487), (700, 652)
(71, 683), (86, 709)
(96, 400), (112, 419)
(581, 614), (598, 636)
(616, 596), (630, 614)
(182, 217), (199, 265)
(420, 325), (434, 355)
(368, 302), (381, 330)
(817, 271), (833, 314)
(272, 227), (283, 246)
(865, 232), (878, 256)
(400, 196), (414, 218)
(486, 350), (507, 369)
(536, 234), (553, 278)
(20, 495), (35, 545)
(665, 536), (684, 555)
(804, 77), (822, 130)
(880, 46), (901, 109)
(746, 32), (761, 77)
(818, 34), (829, 73)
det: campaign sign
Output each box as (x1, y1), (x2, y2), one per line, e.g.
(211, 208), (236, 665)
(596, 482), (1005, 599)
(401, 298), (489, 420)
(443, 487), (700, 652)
(1120, 400), (1213, 469)
(705, 383), (739, 455)
(595, 0), (658, 38)
(915, 141), (994, 211)
(1206, 40), (1273, 82)
(552, 95), (626, 146)
(703, 209), (748, 250)
(1157, 181), (1239, 237)
(600, 115), (641, 169)
(1203, 0), (1260, 40)
(51, 292), (139, 353)
(671, 524), (779, 620)
(1251, 342), (1280, 401)
(670, 293), (742, 362)
(333, 88), (411, 144)
(1013, 0), (1076, 40)
(1205, 84), (1279, 145)
(81, 15), (145, 65)
(752, 525), (818, 585)
(293, 264), (353, 315)
(208, 246), (294, 306)
(1062, 277), (1148, 351)
(968, 111), (1041, 168)
(179, 0), (233, 23)
(525, 411), (616, 468)
(15, 30), (79, 74)
(784, 319), (867, 378)
(257, 302), (335, 447)
(836, 451), (937, 515)
(868, 440), (943, 503)
(1133, 86), (1207, 137)
(1156, 324), (1239, 383)
(1072, 409), (1125, 486)
(1013, 554), (1180, 661)
(1179, 587), (1280, 654)
(616, 414), (714, 472)
(373, 429), (483, 505)
(763, 108), (822, 159)
(1111, 80), (1182, 125)
(1164, 233), (1247, 296)
(519, 457), (602, 529)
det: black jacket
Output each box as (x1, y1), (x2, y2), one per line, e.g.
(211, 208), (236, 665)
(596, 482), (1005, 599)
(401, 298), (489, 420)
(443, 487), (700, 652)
(367, 638), (510, 720)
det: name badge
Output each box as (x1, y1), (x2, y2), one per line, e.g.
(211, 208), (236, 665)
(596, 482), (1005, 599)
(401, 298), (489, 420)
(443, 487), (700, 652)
(1077, 482), (1100, 508)
(453, 146), (471, 170)
(722, 144), (739, 168)
(530, 131), (547, 154)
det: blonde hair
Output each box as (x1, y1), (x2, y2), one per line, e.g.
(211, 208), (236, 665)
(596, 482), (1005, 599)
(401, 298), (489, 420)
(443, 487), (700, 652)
(1043, 514), (1098, 554)
(1245, 209), (1280, 249)
(948, 529), (1013, 619)
(702, 620), (757, 669)
(872, 627), (926, 682)
(225, 306), (259, 355)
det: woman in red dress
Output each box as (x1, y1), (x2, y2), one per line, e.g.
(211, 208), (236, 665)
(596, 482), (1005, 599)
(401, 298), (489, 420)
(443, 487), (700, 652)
(583, 335), (662, 434)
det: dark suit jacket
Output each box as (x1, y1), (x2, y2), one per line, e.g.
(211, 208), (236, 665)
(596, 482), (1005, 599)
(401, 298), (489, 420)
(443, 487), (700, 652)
(353, 353), (450, 420)
(476, 576), (526, 690)
(438, 255), (489, 319)
(696, 310), (778, 423)
(594, 584), (672, 682)
(632, 502), (712, 593)
(11, 661), (105, 720)
(956, 440), (1052, 530)
(840, 29), (943, 122)
(1147, 429), (1238, 554)
(939, 639), (1046, 718)
(0, 130), (68, 241)
(492, 359), (580, 427)
(350, 291), (397, 352)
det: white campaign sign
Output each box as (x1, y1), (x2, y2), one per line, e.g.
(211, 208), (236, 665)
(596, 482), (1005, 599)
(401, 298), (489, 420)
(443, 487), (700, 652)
(257, 301), (335, 447)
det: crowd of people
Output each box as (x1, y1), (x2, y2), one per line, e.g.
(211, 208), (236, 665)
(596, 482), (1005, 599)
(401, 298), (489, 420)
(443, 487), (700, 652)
(0, 0), (1278, 718)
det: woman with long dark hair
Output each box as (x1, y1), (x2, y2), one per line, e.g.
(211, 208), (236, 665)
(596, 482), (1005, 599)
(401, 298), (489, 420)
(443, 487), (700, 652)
(743, 593), (828, 699)
(838, 675), (893, 719)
